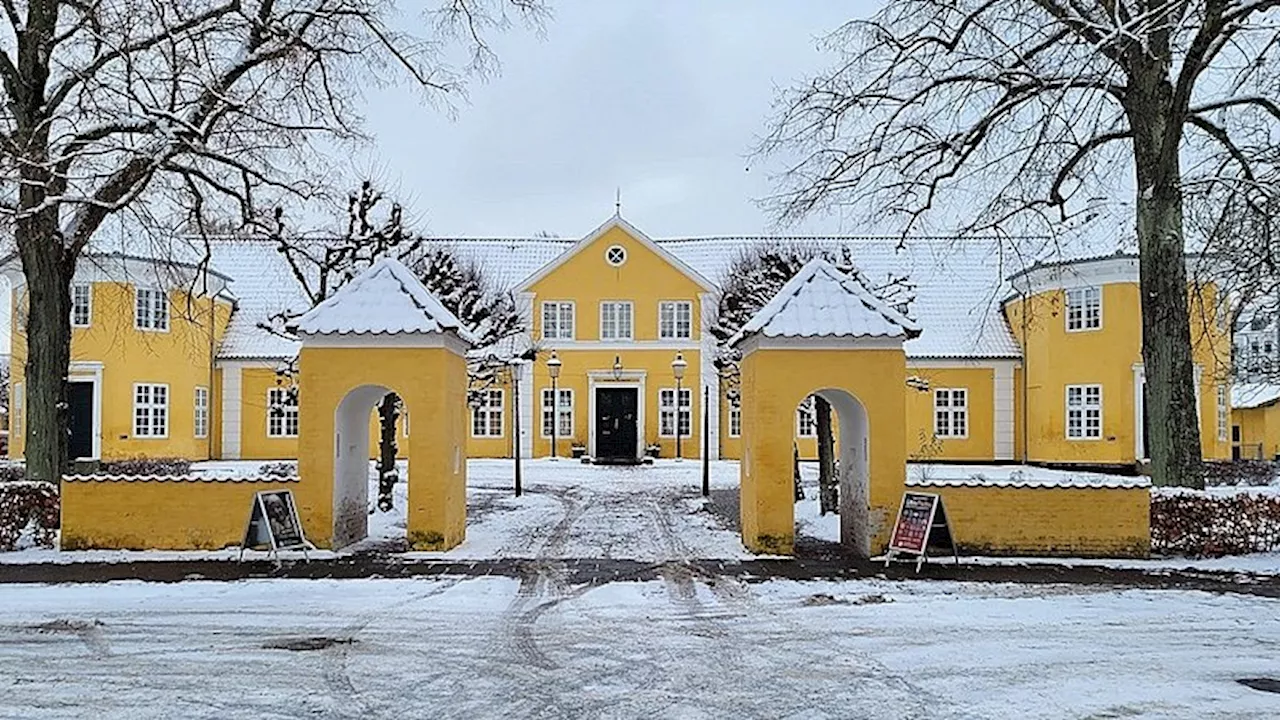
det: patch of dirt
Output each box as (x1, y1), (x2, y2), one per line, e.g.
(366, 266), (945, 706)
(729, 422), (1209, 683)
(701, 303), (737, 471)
(263, 636), (356, 652)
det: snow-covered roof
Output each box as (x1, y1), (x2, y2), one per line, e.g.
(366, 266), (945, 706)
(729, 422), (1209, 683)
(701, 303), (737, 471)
(906, 464), (1151, 489)
(293, 258), (477, 343)
(1231, 382), (1280, 410)
(729, 258), (920, 346)
(208, 239), (310, 359)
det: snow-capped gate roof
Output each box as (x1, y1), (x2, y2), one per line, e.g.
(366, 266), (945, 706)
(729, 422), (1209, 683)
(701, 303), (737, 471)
(293, 258), (476, 343)
(729, 259), (920, 346)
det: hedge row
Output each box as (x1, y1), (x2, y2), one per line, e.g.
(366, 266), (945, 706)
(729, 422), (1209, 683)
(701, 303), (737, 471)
(1151, 490), (1280, 557)
(0, 481), (58, 551)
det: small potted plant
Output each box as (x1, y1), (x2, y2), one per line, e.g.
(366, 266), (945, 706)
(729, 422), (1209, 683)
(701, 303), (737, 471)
(571, 440), (587, 459)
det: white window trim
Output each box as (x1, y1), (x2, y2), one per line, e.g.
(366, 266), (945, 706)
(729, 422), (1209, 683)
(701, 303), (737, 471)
(132, 383), (170, 439)
(1065, 286), (1102, 333)
(1065, 384), (1103, 440)
(13, 382), (23, 438)
(267, 387), (299, 438)
(71, 283), (92, 328)
(605, 245), (627, 267)
(796, 397), (817, 438)
(134, 286), (170, 333)
(471, 389), (506, 438)
(658, 387), (693, 438)
(933, 387), (969, 439)
(541, 300), (576, 341)
(1216, 384), (1229, 443)
(728, 405), (742, 438)
(194, 386), (209, 439)
(658, 300), (694, 340)
(599, 301), (634, 341)
(540, 387), (574, 438)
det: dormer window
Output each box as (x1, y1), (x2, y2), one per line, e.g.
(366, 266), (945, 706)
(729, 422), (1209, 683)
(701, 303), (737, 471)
(135, 287), (169, 331)
(1065, 287), (1101, 331)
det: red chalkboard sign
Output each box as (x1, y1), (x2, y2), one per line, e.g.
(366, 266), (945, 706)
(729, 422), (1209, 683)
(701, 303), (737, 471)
(885, 492), (958, 572)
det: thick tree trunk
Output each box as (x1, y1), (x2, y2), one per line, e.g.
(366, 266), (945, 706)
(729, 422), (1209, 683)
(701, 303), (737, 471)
(376, 393), (399, 511)
(815, 396), (838, 514)
(1128, 73), (1204, 489)
(17, 223), (73, 483)
(793, 443), (804, 501)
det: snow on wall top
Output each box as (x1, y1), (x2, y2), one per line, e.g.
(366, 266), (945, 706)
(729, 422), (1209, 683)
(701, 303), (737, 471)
(293, 257), (477, 343)
(1231, 382), (1280, 410)
(729, 258), (920, 345)
(906, 464), (1151, 489)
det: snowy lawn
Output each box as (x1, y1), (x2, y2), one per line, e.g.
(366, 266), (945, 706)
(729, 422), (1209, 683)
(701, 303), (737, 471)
(0, 575), (1277, 718)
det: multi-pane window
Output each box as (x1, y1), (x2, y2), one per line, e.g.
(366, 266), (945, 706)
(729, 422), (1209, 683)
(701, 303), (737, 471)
(729, 405), (742, 438)
(796, 397), (816, 437)
(541, 301), (575, 340)
(600, 301), (633, 340)
(934, 388), (968, 438)
(472, 390), (504, 437)
(659, 388), (692, 437)
(1065, 287), (1101, 331)
(133, 384), (169, 438)
(659, 301), (693, 339)
(1217, 385), (1229, 442)
(541, 388), (573, 437)
(194, 387), (209, 439)
(135, 287), (169, 331)
(13, 383), (23, 437)
(1066, 384), (1102, 439)
(267, 387), (299, 438)
(71, 284), (92, 327)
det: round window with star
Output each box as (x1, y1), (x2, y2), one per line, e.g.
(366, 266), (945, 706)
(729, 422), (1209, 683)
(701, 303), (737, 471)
(605, 245), (627, 267)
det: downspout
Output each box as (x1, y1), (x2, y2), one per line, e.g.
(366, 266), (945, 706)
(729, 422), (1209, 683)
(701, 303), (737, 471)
(206, 274), (215, 461)
(1021, 289), (1030, 463)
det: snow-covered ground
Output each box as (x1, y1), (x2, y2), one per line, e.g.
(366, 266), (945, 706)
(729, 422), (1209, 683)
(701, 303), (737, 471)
(1, 575), (1277, 718)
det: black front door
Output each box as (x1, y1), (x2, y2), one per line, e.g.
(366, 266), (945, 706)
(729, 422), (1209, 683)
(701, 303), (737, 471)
(596, 388), (638, 463)
(68, 381), (94, 460)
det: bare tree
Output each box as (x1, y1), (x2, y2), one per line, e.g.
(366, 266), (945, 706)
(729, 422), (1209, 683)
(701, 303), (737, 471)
(760, 1), (1280, 488)
(0, 0), (544, 481)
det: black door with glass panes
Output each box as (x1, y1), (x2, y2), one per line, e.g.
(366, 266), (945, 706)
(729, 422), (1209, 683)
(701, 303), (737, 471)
(68, 381), (94, 460)
(595, 388), (638, 464)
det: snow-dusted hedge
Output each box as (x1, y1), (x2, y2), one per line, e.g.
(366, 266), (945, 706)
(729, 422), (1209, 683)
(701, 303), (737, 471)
(1151, 488), (1280, 557)
(0, 481), (58, 550)
(258, 462), (297, 478)
(98, 457), (192, 476)
(1202, 460), (1276, 487)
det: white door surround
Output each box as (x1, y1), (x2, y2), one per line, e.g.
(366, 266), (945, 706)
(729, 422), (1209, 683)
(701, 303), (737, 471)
(587, 369), (646, 460)
(68, 361), (103, 461)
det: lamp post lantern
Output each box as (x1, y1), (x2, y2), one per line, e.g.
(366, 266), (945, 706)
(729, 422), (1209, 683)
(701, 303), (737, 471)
(672, 352), (688, 461)
(547, 351), (562, 460)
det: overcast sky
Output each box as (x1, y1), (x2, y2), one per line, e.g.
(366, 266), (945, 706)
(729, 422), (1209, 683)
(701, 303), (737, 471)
(349, 1), (882, 239)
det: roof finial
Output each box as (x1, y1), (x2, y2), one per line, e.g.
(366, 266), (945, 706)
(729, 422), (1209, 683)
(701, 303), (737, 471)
(615, 187), (621, 216)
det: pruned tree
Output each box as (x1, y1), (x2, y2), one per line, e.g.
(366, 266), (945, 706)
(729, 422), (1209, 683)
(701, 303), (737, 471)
(0, 0), (544, 482)
(759, 1), (1280, 488)
(711, 242), (915, 514)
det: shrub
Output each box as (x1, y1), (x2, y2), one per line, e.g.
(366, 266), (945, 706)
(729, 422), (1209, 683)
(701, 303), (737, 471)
(0, 463), (25, 483)
(1202, 460), (1277, 487)
(1151, 489), (1280, 557)
(258, 461), (297, 477)
(96, 457), (192, 476)
(0, 481), (59, 550)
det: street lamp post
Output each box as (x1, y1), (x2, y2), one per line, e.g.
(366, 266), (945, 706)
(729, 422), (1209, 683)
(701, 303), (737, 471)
(547, 351), (562, 460)
(671, 352), (687, 461)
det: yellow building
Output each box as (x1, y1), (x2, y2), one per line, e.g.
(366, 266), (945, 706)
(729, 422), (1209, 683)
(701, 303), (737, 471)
(4, 217), (1233, 474)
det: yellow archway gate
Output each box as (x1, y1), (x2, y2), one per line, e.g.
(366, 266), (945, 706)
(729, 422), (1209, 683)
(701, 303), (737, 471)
(731, 259), (921, 557)
(292, 258), (475, 550)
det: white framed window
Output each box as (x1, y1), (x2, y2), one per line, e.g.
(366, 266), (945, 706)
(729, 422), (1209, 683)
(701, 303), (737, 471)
(659, 388), (692, 437)
(541, 301), (575, 340)
(541, 388), (573, 437)
(194, 386), (209, 439)
(600, 301), (633, 340)
(1217, 385), (1228, 442)
(1065, 287), (1101, 331)
(1066, 384), (1102, 439)
(934, 388), (968, 438)
(605, 245), (627, 266)
(135, 287), (169, 331)
(796, 397), (816, 437)
(71, 283), (92, 327)
(472, 389), (505, 437)
(728, 405), (742, 438)
(659, 301), (693, 340)
(13, 382), (23, 437)
(133, 383), (169, 438)
(267, 387), (299, 438)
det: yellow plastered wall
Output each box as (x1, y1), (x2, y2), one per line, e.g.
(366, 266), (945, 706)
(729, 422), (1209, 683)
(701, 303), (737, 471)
(237, 368), (301, 461)
(60, 478), (292, 550)
(1004, 281), (1230, 466)
(1233, 405), (1280, 460)
(740, 346), (907, 555)
(297, 344), (468, 550)
(9, 282), (231, 461)
(918, 485), (1150, 557)
(464, 374), (516, 459)
(904, 366), (996, 461)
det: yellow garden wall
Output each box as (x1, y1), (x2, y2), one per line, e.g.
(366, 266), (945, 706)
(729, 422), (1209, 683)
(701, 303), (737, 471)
(60, 477), (294, 550)
(912, 484), (1150, 557)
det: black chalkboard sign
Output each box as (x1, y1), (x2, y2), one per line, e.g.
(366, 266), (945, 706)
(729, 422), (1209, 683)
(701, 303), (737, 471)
(885, 491), (959, 572)
(239, 490), (313, 564)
